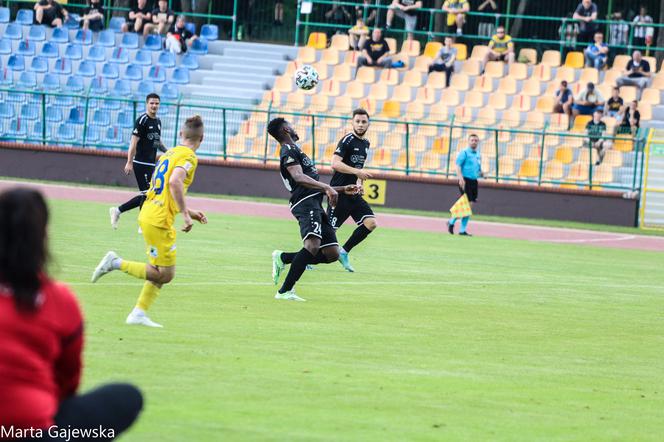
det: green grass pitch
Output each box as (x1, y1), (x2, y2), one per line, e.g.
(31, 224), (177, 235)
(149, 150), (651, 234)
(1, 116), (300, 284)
(48, 198), (663, 441)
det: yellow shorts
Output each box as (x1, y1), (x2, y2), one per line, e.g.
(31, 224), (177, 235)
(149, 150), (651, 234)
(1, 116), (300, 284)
(139, 220), (177, 267)
(447, 13), (463, 26)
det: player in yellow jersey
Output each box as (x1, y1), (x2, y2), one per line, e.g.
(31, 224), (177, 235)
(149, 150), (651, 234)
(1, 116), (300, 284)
(483, 25), (515, 68)
(91, 115), (208, 328)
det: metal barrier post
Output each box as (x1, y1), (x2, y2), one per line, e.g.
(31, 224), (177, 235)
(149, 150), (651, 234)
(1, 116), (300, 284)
(494, 128), (499, 182)
(82, 94), (90, 147)
(537, 126), (547, 185)
(173, 98), (181, 146)
(263, 104), (273, 164)
(40, 92), (46, 145)
(588, 140), (594, 190)
(444, 118), (455, 177)
(405, 122), (410, 175)
(232, 0), (238, 41)
(222, 108), (227, 160)
(294, 0), (301, 46)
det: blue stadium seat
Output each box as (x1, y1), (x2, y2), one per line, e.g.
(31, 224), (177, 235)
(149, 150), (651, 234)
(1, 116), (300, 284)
(120, 33), (139, 49)
(0, 69), (13, 86)
(117, 110), (134, 128)
(74, 29), (93, 45)
(46, 106), (64, 123)
(134, 49), (152, 66)
(185, 23), (196, 35)
(189, 38), (208, 55)
(7, 92), (27, 103)
(124, 63), (143, 81)
(8, 55), (25, 71)
(53, 58), (72, 75)
(110, 47), (129, 64)
(7, 118), (27, 139)
(181, 53), (199, 70)
(57, 123), (76, 142)
(93, 109), (111, 126)
(109, 17), (125, 33)
(147, 66), (166, 83)
(104, 126), (124, 146)
(89, 77), (109, 95)
(144, 34), (162, 51)
(5, 23), (23, 40)
(65, 14), (81, 30)
(64, 43), (83, 60)
(16, 9), (34, 26)
(101, 62), (119, 79)
(0, 102), (15, 119)
(171, 67), (189, 84)
(66, 75), (85, 93)
(17, 40), (35, 56)
(50, 27), (69, 44)
(161, 82), (179, 100)
(32, 121), (52, 140)
(201, 24), (218, 41)
(41, 41), (59, 58)
(42, 73), (60, 91)
(29, 56), (49, 73)
(77, 60), (96, 77)
(28, 25), (47, 42)
(137, 79), (155, 97)
(101, 96), (122, 111)
(98, 30), (115, 47)
(67, 107), (85, 124)
(0, 7), (10, 24)
(0, 39), (12, 55)
(86, 124), (102, 144)
(20, 103), (39, 120)
(87, 45), (106, 62)
(157, 51), (175, 68)
(18, 71), (36, 88)
(112, 79), (132, 96)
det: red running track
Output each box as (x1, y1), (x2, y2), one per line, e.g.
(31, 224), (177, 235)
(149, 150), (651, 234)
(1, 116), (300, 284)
(1, 180), (662, 252)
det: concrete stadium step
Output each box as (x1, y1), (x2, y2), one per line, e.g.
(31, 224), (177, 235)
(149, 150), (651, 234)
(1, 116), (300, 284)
(212, 61), (279, 76)
(222, 47), (289, 62)
(201, 76), (270, 90)
(210, 40), (299, 58)
(183, 84), (262, 103)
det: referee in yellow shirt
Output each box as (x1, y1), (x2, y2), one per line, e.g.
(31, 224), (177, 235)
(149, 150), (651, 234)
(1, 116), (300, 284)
(92, 116), (208, 328)
(482, 26), (515, 69)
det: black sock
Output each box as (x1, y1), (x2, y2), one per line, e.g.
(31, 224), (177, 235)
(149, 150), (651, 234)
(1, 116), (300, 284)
(118, 195), (144, 213)
(311, 250), (336, 264)
(279, 248), (315, 293)
(343, 225), (372, 253)
(280, 252), (297, 264)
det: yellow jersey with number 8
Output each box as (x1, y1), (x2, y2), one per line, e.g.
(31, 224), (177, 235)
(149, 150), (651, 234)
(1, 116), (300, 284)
(139, 146), (198, 229)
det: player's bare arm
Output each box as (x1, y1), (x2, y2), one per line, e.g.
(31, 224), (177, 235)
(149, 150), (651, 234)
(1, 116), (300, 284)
(331, 153), (373, 181)
(456, 164), (465, 188)
(287, 163), (338, 207)
(125, 135), (139, 175)
(168, 167), (193, 232)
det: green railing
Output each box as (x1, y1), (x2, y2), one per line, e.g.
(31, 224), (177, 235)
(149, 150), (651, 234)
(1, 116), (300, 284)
(0, 89), (645, 192)
(296, 0), (664, 58)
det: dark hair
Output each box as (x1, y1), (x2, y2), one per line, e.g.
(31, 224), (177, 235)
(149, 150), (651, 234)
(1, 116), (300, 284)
(0, 189), (49, 311)
(469, 133), (479, 139)
(146, 93), (160, 103)
(352, 108), (370, 119)
(267, 117), (287, 140)
(182, 114), (204, 141)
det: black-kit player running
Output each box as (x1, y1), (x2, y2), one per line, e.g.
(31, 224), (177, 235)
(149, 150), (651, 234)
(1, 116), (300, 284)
(110, 93), (167, 230)
(327, 108), (377, 272)
(268, 117), (360, 302)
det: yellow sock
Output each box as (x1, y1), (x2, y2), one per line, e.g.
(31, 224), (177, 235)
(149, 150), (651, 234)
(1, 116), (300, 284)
(120, 260), (147, 280)
(136, 281), (160, 311)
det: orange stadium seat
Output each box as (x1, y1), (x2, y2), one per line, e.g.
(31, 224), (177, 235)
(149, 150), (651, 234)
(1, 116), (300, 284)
(614, 135), (633, 152)
(356, 66), (376, 84)
(476, 107), (496, 126)
(564, 51), (584, 69)
(440, 88), (460, 106)
(368, 83), (389, 100)
(511, 94), (531, 112)
(358, 97), (377, 114)
(432, 136), (450, 154)
(450, 73), (470, 91)
(409, 134), (428, 152)
(524, 111), (545, 130)
(469, 45), (489, 61)
(415, 86), (436, 104)
(310, 94), (329, 113)
(273, 75), (293, 93)
(554, 146), (574, 164)
(345, 80), (366, 99)
(549, 113), (569, 131)
(566, 162), (589, 183)
(541, 50), (561, 67)
(484, 61), (505, 78)
(453, 43), (467, 61)
(518, 158), (540, 179)
(284, 60), (302, 76)
(333, 95), (353, 114)
(644, 56), (657, 73)
(498, 157), (515, 179)
(531, 63), (552, 81)
(400, 39), (421, 57)
(542, 159), (564, 181)
(578, 148), (599, 165)
(405, 101), (425, 120)
(596, 83), (612, 100)
(522, 77), (542, 96)
(593, 164), (614, 184)
(579, 67), (599, 84)
(518, 48), (538, 65)
(571, 115), (592, 132)
(536, 96), (554, 113)
(320, 79), (341, 97)
(601, 69), (621, 87)
(639, 103), (653, 121)
(385, 37), (397, 54)
(619, 86), (638, 102)
(413, 55), (433, 73)
(472, 75), (494, 93)
(332, 64), (352, 82)
(395, 151), (418, 170)
(508, 62), (528, 80)
(425, 71), (447, 90)
(259, 90), (281, 109)
(462, 59), (482, 76)
(488, 92), (507, 110)
(284, 91), (306, 111)
(420, 152), (444, 171)
(391, 84), (413, 102)
(498, 76), (517, 95)
(297, 46), (317, 64)
(380, 100), (401, 119)
(343, 51), (360, 66)
(330, 34), (350, 51)
(603, 150), (623, 167)
(454, 106), (473, 123)
(501, 110), (521, 128)
(423, 41), (443, 59)
(307, 32), (327, 49)
(371, 149), (393, 167)
(429, 102), (449, 120)
(321, 48), (340, 65)
(463, 90), (484, 108)
(379, 68), (400, 86)
(554, 66), (576, 83)
(403, 70), (423, 87)
(640, 88), (661, 105)
(612, 55), (630, 70)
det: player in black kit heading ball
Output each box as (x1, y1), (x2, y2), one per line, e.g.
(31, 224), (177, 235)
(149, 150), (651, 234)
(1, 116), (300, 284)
(109, 93), (167, 229)
(328, 108), (377, 272)
(268, 117), (360, 302)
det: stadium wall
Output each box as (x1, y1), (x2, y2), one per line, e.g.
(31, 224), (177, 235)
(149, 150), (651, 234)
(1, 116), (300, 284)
(0, 144), (638, 226)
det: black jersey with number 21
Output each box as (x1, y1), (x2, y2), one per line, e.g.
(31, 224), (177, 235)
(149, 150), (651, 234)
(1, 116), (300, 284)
(330, 132), (370, 187)
(279, 143), (321, 208)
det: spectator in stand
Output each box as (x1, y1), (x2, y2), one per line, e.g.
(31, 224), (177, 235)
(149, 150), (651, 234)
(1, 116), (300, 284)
(482, 26), (515, 68)
(442, 0), (469, 36)
(122, 0), (152, 34)
(355, 0), (376, 27)
(573, 0), (598, 44)
(325, 1), (352, 35)
(165, 15), (198, 55)
(554, 80), (574, 116)
(617, 100), (641, 135)
(585, 110), (609, 165)
(477, 0), (497, 38)
(144, 0), (175, 37)
(608, 12), (629, 61)
(428, 36), (456, 87)
(632, 6), (654, 49)
(348, 17), (370, 51)
(0, 188), (143, 439)
(358, 28), (392, 68)
(274, 0), (284, 26)
(616, 50), (651, 99)
(584, 32), (609, 70)
(572, 82), (604, 118)
(81, 0), (104, 32)
(604, 87), (624, 118)
(386, 0), (423, 41)
(34, 0), (69, 28)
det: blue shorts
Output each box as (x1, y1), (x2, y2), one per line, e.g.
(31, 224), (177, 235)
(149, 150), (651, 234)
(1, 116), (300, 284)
(573, 104), (601, 115)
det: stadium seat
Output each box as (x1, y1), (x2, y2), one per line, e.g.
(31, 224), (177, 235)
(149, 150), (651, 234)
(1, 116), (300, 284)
(484, 61), (505, 78)
(181, 53), (199, 70)
(16, 9), (34, 26)
(309, 94), (329, 113)
(454, 105), (473, 123)
(45, 106), (63, 123)
(423, 42), (443, 59)
(498, 76), (517, 95)
(50, 27), (69, 44)
(415, 86), (436, 105)
(425, 72), (446, 90)
(42, 73), (60, 91)
(6, 118), (27, 139)
(554, 66), (576, 83)
(67, 107), (85, 125)
(619, 86), (637, 102)
(28, 25), (46, 42)
(296, 46), (316, 64)
(469, 45), (489, 61)
(144, 34), (162, 51)
(452, 43), (467, 61)
(345, 81), (365, 99)
(147, 66), (166, 82)
(4, 23), (22, 40)
(640, 88), (660, 105)
(541, 50), (561, 67)
(508, 62), (528, 80)
(201, 24), (218, 41)
(110, 47), (130, 64)
(320, 48), (339, 65)
(391, 84), (412, 102)
(400, 39), (421, 57)
(101, 95), (121, 111)
(385, 38), (397, 54)
(450, 73), (469, 91)
(74, 29), (93, 45)
(64, 43), (83, 60)
(86, 45), (106, 62)
(440, 88), (460, 107)
(97, 29), (116, 47)
(535, 96), (554, 113)
(190, 38), (208, 55)
(579, 67), (598, 84)
(330, 34), (349, 51)
(17, 40), (34, 56)
(156, 51), (175, 68)
(400, 70), (421, 88)
(319, 79), (340, 97)
(356, 66), (376, 84)
(124, 63), (143, 81)
(18, 71), (36, 88)
(86, 125), (101, 144)
(518, 48), (538, 65)
(161, 82), (179, 100)
(185, 22), (196, 35)
(137, 79), (155, 97)
(0, 7), (9, 23)
(378, 68), (399, 86)
(120, 33), (139, 49)
(307, 32), (326, 50)
(0, 38), (10, 55)
(613, 135), (633, 152)
(131, 49), (151, 66)
(0, 102), (14, 119)
(571, 115), (592, 132)
(564, 51), (584, 69)
(109, 17), (126, 33)
(463, 90), (484, 108)
(461, 59), (481, 76)
(522, 77), (542, 96)
(470, 75), (492, 93)
(53, 58), (72, 75)
(117, 110), (134, 128)
(92, 109), (111, 126)
(368, 83), (388, 100)
(65, 14), (80, 30)
(39, 41), (59, 58)
(57, 123), (76, 142)
(488, 91), (507, 110)
(28, 56), (48, 74)
(112, 79), (132, 97)
(66, 75), (85, 93)
(89, 76), (108, 95)
(284, 91), (306, 111)
(476, 107), (496, 125)
(412, 56), (431, 73)
(8, 55), (25, 71)
(20, 103), (39, 121)
(102, 62), (120, 79)
(517, 158), (540, 179)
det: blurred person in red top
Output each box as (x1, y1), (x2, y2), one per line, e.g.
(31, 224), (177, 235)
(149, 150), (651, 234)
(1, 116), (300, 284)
(0, 188), (142, 441)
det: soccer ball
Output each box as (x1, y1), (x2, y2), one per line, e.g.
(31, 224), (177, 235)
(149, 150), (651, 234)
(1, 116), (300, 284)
(294, 65), (319, 91)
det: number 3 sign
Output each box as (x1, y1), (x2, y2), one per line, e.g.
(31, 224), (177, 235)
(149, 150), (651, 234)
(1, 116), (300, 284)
(362, 179), (386, 205)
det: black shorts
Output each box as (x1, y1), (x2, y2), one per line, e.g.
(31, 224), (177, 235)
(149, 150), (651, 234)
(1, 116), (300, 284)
(459, 178), (478, 202)
(327, 194), (375, 229)
(291, 195), (338, 248)
(133, 162), (155, 193)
